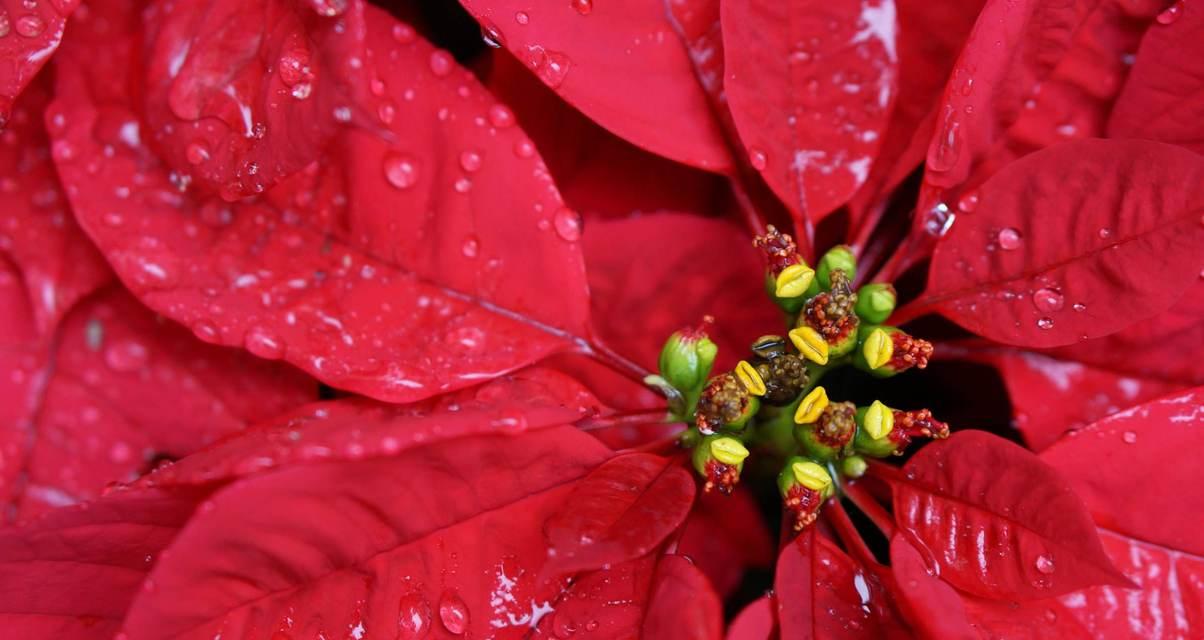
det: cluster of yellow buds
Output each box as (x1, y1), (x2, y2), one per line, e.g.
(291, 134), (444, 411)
(657, 226), (949, 532)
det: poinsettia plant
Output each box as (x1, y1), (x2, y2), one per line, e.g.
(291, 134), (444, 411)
(0, 0), (1201, 637)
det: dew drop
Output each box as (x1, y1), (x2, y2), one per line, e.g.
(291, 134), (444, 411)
(928, 106), (962, 172)
(513, 138), (535, 158)
(957, 191), (979, 213)
(186, 142), (210, 165)
(553, 207), (582, 241)
(453, 178), (472, 193)
(428, 50), (454, 77)
(924, 203), (956, 236)
(1034, 554), (1055, 575)
(1122, 430), (1138, 444)
(102, 212), (124, 228)
(748, 148), (768, 171)
(525, 45), (572, 88)
(1072, 302), (1086, 312)
(461, 235), (480, 258)
(397, 593), (432, 640)
(104, 340), (149, 373)
(515, 11), (530, 25)
(392, 23), (416, 44)
(1157, 0), (1184, 24)
(109, 442), (133, 464)
(438, 592), (469, 635)
(290, 83), (313, 100)
(1097, 227), (1112, 240)
(383, 153), (419, 189)
(193, 321), (221, 344)
(15, 14), (44, 38)
(572, 0), (593, 15)
(459, 150), (482, 173)
(1036, 317), (1054, 330)
(487, 104), (514, 128)
(244, 327), (285, 360)
(308, 0), (347, 17)
(1032, 288), (1064, 313)
(377, 102), (395, 124)
(480, 20), (505, 48)
(997, 227), (1022, 250)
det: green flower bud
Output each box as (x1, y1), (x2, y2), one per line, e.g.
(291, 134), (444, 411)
(854, 283), (896, 324)
(693, 435), (750, 494)
(798, 269), (860, 359)
(852, 325), (933, 378)
(853, 404), (950, 457)
(816, 245), (856, 289)
(755, 226), (818, 313)
(694, 373), (761, 435)
(658, 325), (718, 392)
(794, 400), (857, 461)
(840, 455), (868, 479)
(777, 456), (834, 531)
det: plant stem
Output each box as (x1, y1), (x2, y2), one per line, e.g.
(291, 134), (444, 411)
(844, 481), (896, 538)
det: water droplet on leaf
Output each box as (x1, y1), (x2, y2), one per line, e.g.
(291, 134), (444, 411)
(383, 153), (419, 189)
(397, 593), (432, 639)
(244, 327), (285, 360)
(1122, 431), (1138, 444)
(1034, 554), (1055, 574)
(997, 227), (1022, 250)
(1036, 317), (1054, 330)
(1032, 288), (1064, 313)
(438, 592), (469, 635)
(553, 208), (581, 241)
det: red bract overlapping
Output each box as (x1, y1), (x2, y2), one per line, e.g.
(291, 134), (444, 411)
(0, 0), (1201, 637)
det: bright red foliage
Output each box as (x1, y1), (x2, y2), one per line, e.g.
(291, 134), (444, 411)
(0, 0), (1202, 637)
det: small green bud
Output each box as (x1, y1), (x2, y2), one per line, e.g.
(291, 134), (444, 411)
(854, 283), (896, 324)
(852, 325), (933, 378)
(693, 435), (750, 494)
(816, 245), (857, 289)
(794, 400), (857, 462)
(855, 407), (950, 458)
(694, 373), (760, 435)
(777, 456), (834, 531)
(840, 455), (868, 479)
(658, 325), (718, 392)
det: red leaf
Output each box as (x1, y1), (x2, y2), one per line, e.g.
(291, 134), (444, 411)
(922, 139), (1204, 348)
(0, 489), (201, 640)
(585, 213), (781, 378)
(487, 51), (729, 220)
(139, 367), (599, 489)
(641, 555), (724, 640)
(0, 80), (110, 334)
(846, 0), (985, 238)
(726, 596), (775, 640)
(140, 0), (366, 199)
(678, 487), (776, 598)
(888, 430), (1129, 600)
(919, 0), (1163, 201)
(457, 0), (730, 172)
(1047, 281), (1204, 387)
(722, 0), (898, 225)
(1040, 387), (1204, 557)
(119, 427), (616, 638)
(775, 528), (899, 639)
(49, 0), (591, 402)
(1109, 1), (1204, 154)
(543, 453), (696, 576)
(527, 553), (722, 639)
(1055, 529), (1204, 638)
(950, 346), (1181, 451)
(1, 286), (316, 522)
(889, 535), (975, 640)
(959, 529), (1204, 638)
(0, 0), (79, 125)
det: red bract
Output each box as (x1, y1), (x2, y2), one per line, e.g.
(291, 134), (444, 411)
(723, 0), (898, 227)
(49, 0), (592, 402)
(1, 0), (1202, 637)
(140, 0), (367, 199)
(0, 0), (79, 126)
(457, 0), (731, 171)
